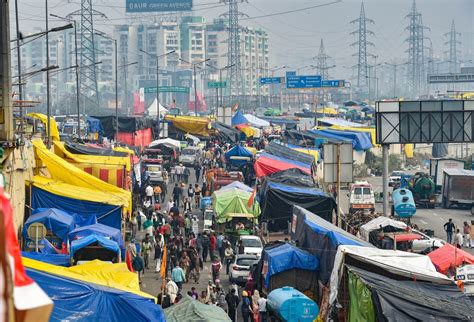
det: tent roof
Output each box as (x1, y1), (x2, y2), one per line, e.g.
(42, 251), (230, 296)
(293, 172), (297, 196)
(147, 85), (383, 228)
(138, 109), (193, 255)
(318, 117), (366, 128)
(254, 153), (312, 178)
(243, 114), (270, 127)
(212, 188), (259, 222)
(264, 243), (319, 288)
(359, 217), (408, 241)
(220, 181), (253, 193)
(225, 145), (253, 159)
(231, 110), (248, 126)
(23, 208), (74, 242)
(147, 98), (168, 116)
(164, 295), (230, 322)
(428, 244), (474, 274)
(69, 223), (125, 250)
(265, 141), (314, 166)
(23, 258), (164, 321)
(267, 181), (325, 197)
(70, 234), (120, 257)
(265, 168), (315, 187)
(149, 137), (181, 150)
(165, 115), (211, 137)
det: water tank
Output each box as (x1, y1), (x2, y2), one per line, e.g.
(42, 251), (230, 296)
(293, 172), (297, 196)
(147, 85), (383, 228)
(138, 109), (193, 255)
(392, 188), (416, 218)
(267, 286), (319, 322)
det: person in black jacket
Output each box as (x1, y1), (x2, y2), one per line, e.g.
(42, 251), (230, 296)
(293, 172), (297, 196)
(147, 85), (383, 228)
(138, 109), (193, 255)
(172, 183), (182, 207)
(225, 288), (240, 322)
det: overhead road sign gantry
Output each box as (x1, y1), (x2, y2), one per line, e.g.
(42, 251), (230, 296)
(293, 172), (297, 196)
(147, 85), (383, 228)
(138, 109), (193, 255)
(126, 0), (193, 13)
(259, 77), (283, 85)
(286, 75), (322, 89)
(144, 86), (189, 94)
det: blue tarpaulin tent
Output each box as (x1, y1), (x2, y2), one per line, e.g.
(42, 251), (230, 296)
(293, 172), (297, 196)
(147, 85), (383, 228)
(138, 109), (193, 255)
(22, 252), (71, 267)
(318, 129), (372, 151)
(220, 181), (253, 193)
(23, 208), (75, 242)
(309, 130), (359, 150)
(225, 145), (253, 166)
(69, 223), (125, 252)
(26, 266), (165, 321)
(264, 243), (319, 288)
(32, 187), (122, 230)
(70, 234), (120, 258)
(231, 111), (248, 126)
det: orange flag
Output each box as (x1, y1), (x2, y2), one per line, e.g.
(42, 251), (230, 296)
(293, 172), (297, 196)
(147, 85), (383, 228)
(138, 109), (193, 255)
(160, 243), (167, 280)
(247, 187), (256, 208)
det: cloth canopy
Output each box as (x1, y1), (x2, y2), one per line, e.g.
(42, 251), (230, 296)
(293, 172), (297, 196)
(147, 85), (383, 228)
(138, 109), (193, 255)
(23, 208), (75, 242)
(69, 223), (125, 251)
(286, 143), (320, 161)
(311, 129), (372, 151)
(70, 234), (120, 258)
(86, 117), (103, 135)
(31, 176), (124, 230)
(23, 258), (164, 321)
(243, 114), (270, 127)
(65, 142), (128, 157)
(265, 168), (315, 187)
(165, 115), (211, 136)
(27, 113), (60, 141)
(149, 138), (181, 150)
(254, 153), (312, 178)
(92, 116), (153, 137)
(260, 182), (335, 232)
(359, 217), (408, 242)
(212, 122), (240, 143)
(235, 124), (257, 137)
(231, 110), (248, 126)
(265, 141), (314, 166)
(212, 188), (260, 223)
(291, 206), (370, 284)
(220, 181), (253, 193)
(428, 244), (474, 274)
(225, 145), (254, 166)
(147, 98), (168, 116)
(21, 252), (71, 267)
(263, 243), (319, 288)
(164, 295), (230, 322)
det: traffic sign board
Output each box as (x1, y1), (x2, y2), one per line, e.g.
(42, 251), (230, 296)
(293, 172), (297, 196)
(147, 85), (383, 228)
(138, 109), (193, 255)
(286, 71), (296, 77)
(144, 86), (190, 94)
(259, 77), (283, 85)
(208, 81), (227, 88)
(322, 80), (345, 87)
(286, 75), (322, 89)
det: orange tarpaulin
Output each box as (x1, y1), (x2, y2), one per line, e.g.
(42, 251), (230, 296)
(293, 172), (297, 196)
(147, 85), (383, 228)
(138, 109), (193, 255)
(428, 244), (474, 274)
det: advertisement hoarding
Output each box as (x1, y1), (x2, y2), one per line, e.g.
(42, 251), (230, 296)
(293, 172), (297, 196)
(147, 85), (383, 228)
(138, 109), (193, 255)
(126, 0), (192, 13)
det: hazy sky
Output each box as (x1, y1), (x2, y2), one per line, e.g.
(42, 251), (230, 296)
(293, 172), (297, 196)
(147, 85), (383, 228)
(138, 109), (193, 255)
(9, 0), (474, 80)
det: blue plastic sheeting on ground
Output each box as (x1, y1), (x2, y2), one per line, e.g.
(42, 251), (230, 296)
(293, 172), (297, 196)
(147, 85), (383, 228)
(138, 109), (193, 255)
(26, 268), (165, 322)
(32, 187), (122, 230)
(231, 111), (248, 126)
(220, 181), (253, 193)
(264, 243), (319, 288)
(23, 208), (75, 242)
(22, 252), (71, 267)
(267, 181), (326, 197)
(316, 129), (372, 151)
(70, 234), (120, 258)
(225, 145), (253, 165)
(69, 223), (125, 251)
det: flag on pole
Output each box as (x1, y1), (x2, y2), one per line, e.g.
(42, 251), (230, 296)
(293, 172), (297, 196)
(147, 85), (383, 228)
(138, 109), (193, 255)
(160, 244), (167, 280)
(247, 187), (257, 209)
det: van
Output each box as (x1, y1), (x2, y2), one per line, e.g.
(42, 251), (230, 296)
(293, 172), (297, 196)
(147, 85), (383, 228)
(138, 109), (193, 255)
(349, 181), (375, 214)
(179, 146), (201, 165)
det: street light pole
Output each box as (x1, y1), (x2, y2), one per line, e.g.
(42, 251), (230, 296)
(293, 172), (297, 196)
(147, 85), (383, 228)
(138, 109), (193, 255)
(114, 39), (118, 142)
(14, 0), (23, 142)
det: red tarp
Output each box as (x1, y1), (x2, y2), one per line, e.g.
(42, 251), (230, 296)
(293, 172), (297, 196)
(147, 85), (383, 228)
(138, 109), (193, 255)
(254, 153), (311, 178)
(117, 128), (152, 147)
(428, 244), (474, 274)
(393, 233), (422, 242)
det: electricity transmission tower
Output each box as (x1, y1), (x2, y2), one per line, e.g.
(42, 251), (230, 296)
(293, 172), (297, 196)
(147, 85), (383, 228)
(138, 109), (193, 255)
(445, 20), (461, 73)
(405, 0), (429, 98)
(350, 2), (374, 93)
(221, 0), (247, 102)
(68, 0), (106, 111)
(315, 39), (331, 80)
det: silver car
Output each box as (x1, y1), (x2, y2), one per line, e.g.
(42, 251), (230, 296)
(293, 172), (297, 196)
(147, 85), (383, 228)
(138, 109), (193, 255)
(229, 254), (259, 285)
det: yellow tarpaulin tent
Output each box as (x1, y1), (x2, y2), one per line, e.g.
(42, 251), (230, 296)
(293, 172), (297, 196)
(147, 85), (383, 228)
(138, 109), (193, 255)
(33, 140), (131, 212)
(165, 115), (211, 136)
(27, 113), (60, 141)
(293, 148), (319, 161)
(22, 258), (154, 300)
(316, 107), (338, 115)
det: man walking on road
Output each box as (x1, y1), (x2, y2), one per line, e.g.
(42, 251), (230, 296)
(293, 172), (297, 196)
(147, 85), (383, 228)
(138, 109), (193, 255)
(171, 264), (186, 291)
(172, 183), (182, 208)
(444, 218), (455, 244)
(225, 288), (239, 322)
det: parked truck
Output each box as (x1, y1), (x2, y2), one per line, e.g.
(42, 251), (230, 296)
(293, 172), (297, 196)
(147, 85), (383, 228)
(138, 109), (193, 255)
(442, 168), (474, 211)
(429, 158), (465, 189)
(349, 181), (375, 214)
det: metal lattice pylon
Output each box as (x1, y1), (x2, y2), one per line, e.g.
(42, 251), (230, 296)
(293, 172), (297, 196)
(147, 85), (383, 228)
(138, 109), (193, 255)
(405, 0), (429, 98)
(68, 0), (106, 111)
(315, 39), (331, 80)
(445, 20), (461, 73)
(350, 2), (374, 92)
(221, 0), (247, 100)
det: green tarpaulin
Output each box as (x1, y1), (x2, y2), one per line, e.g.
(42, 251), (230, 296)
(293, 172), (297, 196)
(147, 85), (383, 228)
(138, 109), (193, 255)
(164, 295), (231, 322)
(348, 271), (375, 322)
(212, 188), (260, 223)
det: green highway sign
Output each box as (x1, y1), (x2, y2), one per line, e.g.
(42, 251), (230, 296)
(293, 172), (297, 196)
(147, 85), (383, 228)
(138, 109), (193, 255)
(208, 81), (227, 88)
(144, 86), (190, 94)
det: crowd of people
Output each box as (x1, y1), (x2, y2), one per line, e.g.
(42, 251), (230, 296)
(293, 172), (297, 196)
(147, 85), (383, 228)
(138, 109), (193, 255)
(127, 140), (268, 322)
(444, 218), (474, 249)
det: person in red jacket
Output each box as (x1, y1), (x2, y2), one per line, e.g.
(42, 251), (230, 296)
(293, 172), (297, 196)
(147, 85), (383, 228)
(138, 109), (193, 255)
(210, 233), (217, 260)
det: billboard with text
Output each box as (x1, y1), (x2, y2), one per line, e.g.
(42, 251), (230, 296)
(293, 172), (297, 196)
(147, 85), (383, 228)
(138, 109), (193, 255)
(126, 0), (192, 13)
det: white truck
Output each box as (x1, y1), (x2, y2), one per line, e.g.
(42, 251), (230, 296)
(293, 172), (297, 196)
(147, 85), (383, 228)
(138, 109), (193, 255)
(349, 181), (375, 214)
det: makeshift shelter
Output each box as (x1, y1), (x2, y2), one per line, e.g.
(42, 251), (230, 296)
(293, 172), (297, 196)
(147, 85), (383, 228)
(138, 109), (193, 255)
(147, 98), (168, 116)
(265, 168), (315, 187)
(212, 188), (260, 223)
(263, 243), (319, 291)
(69, 223), (125, 253)
(265, 141), (314, 166)
(212, 122), (240, 143)
(231, 111), (270, 127)
(164, 295), (230, 322)
(235, 124), (258, 137)
(149, 137), (181, 150)
(220, 181), (253, 193)
(286, 143), (320, 161)
(23, 258), (164, 322)
(428, 244), (474, 274)
(70, 234), (120, 264)
(164, 115), (211, 137)
(86, 117), (103, 138)
(359, 216), (408, 243)
(22, 252), (71, 267)
(254, 153), (312, 178)
(291, 207), (370, 284)
(225, 145), (254, 166)
(23, 208), (75, 243)
(310, 129), (372, 151)
(30, 176), (126, 230)
(92, 115), (154, 140)
(65, 142), (128, 157)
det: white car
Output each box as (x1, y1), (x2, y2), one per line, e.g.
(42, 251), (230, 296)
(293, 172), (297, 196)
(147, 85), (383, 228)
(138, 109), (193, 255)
(229, 254), (259, 285)
(389, 171), (404, 187)
(239, 235), (263, 257)
(411, 229), (445, 253)
(178, 147), (201, 165)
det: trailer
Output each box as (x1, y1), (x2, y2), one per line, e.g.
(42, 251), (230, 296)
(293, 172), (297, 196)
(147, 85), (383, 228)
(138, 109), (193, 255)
(442, 168), (474, 211)
(429, 158), (465, 188)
